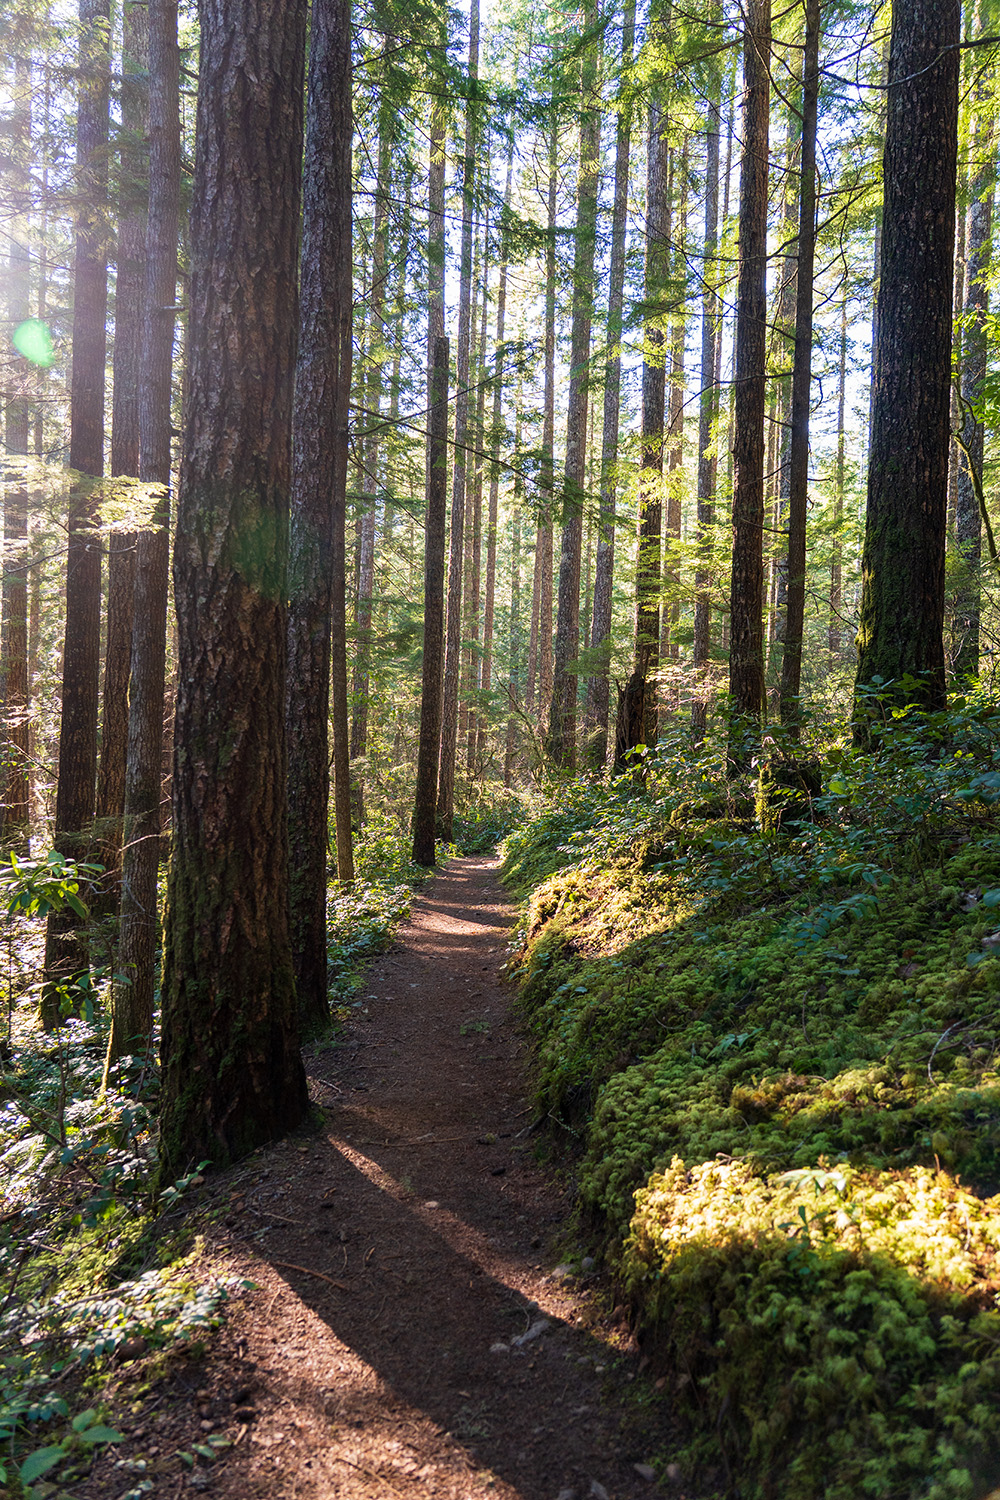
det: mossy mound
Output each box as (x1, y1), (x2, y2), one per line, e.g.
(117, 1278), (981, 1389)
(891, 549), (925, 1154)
(626, 1159), (1000, 1499)
(503, 703), (1000, 1496)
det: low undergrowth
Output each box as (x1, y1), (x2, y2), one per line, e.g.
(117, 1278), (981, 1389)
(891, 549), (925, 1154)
(504, 692), (1000, 1499)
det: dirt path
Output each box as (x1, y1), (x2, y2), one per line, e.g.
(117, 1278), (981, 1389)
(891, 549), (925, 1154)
(88, 857), (674, 1500)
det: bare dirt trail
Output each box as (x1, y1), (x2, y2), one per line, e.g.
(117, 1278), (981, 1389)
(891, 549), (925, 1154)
(85, 856), (674, 1500)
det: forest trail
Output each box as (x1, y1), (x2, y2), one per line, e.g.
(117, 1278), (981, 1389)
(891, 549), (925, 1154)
(84, 856), (675, 1500)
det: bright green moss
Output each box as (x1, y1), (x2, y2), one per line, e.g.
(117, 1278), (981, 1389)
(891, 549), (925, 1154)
(507, 708), (1000, 1497)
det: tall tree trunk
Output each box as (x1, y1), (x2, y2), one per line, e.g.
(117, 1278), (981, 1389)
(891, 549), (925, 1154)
(663, 143), (688, 695)
(477, 146), (515, 770)
(954, 99), (993, 678)
(585, 0), (634, 767)
(43, 0), (112, 1024)
(437, 0), (479, 843)
(464, 257), (488, 772)
(3, 55), (33, 849)
(504, 440), (523, 787)
(285, 0), (353, 1032)
(620, 96), (670, 764)
(727, 0), (771, 767)
(854, 0), (958, 724)
(829, 296), (846, 661)
(778, 0), (820, 726)
(413, 336), (450, 865)
(549, 0), (600, 771)
(692, 94), (721, 741)
(350, 87), (393, 826)
(538, 112), (558, 734)
(159, 0), (309, 1174)
(97, 1), (148, 891)
(105, 0), (180, 1069)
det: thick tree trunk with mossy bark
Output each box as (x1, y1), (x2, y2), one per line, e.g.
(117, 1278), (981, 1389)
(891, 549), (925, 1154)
(727, 0), (770, 768)
(42, 0), (111, 1025)
(854, 0), (958, 725)
(159, 0), (309, 1175)
(286, 0), (354, 1030)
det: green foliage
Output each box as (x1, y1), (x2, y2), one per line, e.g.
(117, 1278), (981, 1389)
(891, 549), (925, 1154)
(507, 700), (1000, 1496)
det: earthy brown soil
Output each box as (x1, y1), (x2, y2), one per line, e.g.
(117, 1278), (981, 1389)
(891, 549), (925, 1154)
(83, 856), (684, 1500)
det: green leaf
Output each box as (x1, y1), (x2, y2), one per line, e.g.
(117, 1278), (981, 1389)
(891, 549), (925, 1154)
(79, 1424), (124, 1445)
(72, 1409), (98, 1432)
(983, 889), (1000, 908)
(19, 1445), (66, 1482)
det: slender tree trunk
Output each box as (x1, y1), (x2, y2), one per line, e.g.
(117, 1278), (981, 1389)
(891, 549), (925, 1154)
(97, 0), (148, 892)
(585, 0), (634, 767)
(284, 0), (353, 1033)
(465, 261), (488, 772)
(692, 94), (721, 741)
(437, 0), (479, 842)
(3, 56), (33, 848)
(350, 93), (393, 826)
(778, 0), (820, 726)
(954, 103), (993, 678)
(621, 96), (669, 763)
(663, 143), (688, 696)
(526, 525), (541, 715)
(413, 336), (450, 865)
(549, 0), (600, 771)
(854, 0), (959, 723)
(104, 0), (180, 1069)
(159, 0), (309, 1174)
(43, 0), (112, 1023)
(504, 436), (523, 786)
(538, 113), (558, 734)
(727, 0), (771, 767)
(829, 297), (846, 661)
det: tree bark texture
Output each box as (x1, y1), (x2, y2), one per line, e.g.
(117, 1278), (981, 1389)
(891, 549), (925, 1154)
(413, 337), (449, 866)
(3, 56), (33, 847)
(778, 0), (820, 726)
(954, 100), (993, 678)
(106, 0), (181, 1068)
(728, 0), (771, 761)
(549, 0), (600, 771)
(43, 0), (111, 1020)
(692, 94), (721, 742)
(437, 0), (479, 842)
(538, 112), (558, 733)
(584, 0), (634, 767)
(855, 0), (958, 718)
(477, 146), (515, 770)
(159, 0), (309, 1174)
(630, 98), (670, 753)
(285, 0), (353, 1032)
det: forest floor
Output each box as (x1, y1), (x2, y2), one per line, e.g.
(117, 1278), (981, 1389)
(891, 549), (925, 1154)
(78, 856), (680, 1500)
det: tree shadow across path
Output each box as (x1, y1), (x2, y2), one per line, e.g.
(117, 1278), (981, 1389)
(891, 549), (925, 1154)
(83, 857), (682, 1500)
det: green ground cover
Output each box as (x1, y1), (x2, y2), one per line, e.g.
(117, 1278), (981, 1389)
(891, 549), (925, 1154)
(503, 698), (1000, 1499)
